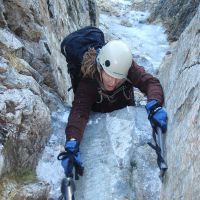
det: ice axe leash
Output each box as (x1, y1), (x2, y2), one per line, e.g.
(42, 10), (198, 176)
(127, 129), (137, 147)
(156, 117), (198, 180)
(148, 127), (168, 181)
(57, 152), (77, 200)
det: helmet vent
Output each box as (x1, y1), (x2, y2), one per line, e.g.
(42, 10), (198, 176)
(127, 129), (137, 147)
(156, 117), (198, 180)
(105, 60), (110, 67)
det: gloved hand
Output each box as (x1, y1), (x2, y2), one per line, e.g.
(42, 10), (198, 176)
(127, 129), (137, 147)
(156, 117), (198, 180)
(64, 139), (80, 153)
(145, 99), (168, 133)
(61, 139), (84, 177)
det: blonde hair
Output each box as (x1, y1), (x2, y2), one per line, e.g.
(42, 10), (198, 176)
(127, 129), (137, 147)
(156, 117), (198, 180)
(81, 48), (98, 79)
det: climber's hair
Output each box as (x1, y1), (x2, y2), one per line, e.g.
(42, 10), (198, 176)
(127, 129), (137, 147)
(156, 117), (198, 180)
(81, 48), (98, 79)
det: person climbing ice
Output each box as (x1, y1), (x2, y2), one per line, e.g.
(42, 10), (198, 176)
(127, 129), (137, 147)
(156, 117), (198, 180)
(58, 26), (168, 184)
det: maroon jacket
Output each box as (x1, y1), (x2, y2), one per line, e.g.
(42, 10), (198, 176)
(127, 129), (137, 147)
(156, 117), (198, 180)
(66, 61), (164, 141)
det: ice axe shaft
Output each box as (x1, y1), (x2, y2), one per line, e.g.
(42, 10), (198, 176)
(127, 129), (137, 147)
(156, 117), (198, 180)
(157, 127), (165, 162)
(148, 127), (168, 180)
(156, 127), (168, 177)
(57, 151), (76, 200)
(61, 177), (76, 200)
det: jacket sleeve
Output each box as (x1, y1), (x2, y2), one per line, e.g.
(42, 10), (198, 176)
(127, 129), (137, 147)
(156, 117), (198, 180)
(128, 61), (164, 105)
(65, 78), (98, 141)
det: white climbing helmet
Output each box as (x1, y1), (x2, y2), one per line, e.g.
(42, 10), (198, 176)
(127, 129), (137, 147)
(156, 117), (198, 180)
(97, 40), (132, 79)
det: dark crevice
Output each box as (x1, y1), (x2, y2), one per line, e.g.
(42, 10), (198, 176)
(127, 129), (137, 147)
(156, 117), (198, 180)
(183, 49), (190, 65)
(196, 29), (200, 35)
(14, 26), (24, 37)
(58, 67), (62, 75)
(183, 62), (200, 71)
(67, 4), (74, 21)
(88, 0), (97, 26)
(5, 100), (16, 114)
(179, 62), (200, 77)
(0, 125), (9, 145)
(47, 0), (54, 18)
(44, 42), (51, 55)
(3, 11), (8, 21)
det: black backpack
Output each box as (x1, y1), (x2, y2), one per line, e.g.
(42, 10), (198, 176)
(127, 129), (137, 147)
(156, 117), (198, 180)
(61, 26), (105, 93)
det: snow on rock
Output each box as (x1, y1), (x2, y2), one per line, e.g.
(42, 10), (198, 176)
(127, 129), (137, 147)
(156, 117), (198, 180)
(0, 28), (24, 50)
(36, 109), (69, 198)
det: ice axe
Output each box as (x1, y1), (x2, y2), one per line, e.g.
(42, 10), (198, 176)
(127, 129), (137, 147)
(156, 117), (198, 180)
(148, 126), (168, 181)
(58, 177), (76, 200)
(57, 152), (76, 200)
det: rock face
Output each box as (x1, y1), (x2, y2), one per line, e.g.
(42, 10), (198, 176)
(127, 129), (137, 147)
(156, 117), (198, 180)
(97, 0), (159, 13)
(0, 0), (98, 102)
(148, 0), (200, 41)
(131, 0), (160, 11)
(0, 180), (50, 200)
(158, 6), (200, 200)
(0, 89), (51, 171)
(0, 0), (98, 198)
(12, 182), (50, 200)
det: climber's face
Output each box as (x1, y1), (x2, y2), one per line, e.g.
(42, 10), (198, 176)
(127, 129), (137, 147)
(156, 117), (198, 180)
(101, 70), (123, 91)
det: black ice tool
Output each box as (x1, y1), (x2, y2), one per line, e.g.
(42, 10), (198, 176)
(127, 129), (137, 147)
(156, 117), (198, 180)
(57, 152), (76, 200)
(58, 177), (76, 200)
(148, 127), (168, 181)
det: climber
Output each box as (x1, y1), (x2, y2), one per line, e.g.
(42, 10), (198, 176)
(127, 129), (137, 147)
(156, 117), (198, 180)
(59, 27), (168, 179)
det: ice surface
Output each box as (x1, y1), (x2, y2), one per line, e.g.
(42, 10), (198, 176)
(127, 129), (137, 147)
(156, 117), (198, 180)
(37, 107), (161, 200)
(100, 1), (168, 73)
(36, 109), (69, 198)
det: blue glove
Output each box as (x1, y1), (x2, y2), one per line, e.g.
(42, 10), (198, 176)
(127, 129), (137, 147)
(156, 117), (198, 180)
(61, 139), (84, 177)
(64, 139), (80, 153)
(145, 100), (168, 133)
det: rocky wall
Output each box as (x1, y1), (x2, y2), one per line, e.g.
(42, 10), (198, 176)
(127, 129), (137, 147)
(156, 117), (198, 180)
(148, 0), (200, 41)
(0, 0), (98, 198)
(131, 0), (160, 12)
(158, 5), (200, 200)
